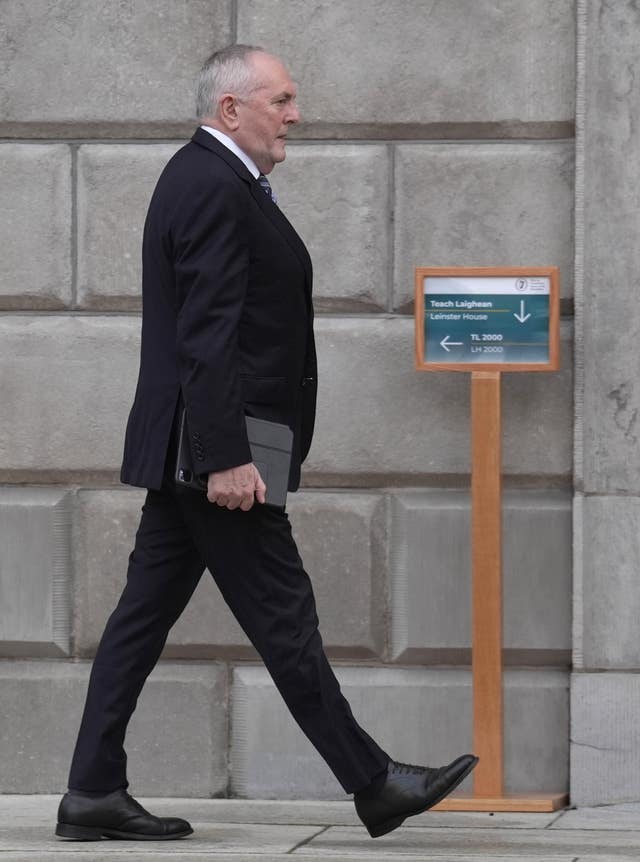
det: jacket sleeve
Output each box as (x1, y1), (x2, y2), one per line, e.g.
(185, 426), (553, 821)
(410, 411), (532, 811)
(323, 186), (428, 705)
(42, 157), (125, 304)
(172, 176), (252, 474)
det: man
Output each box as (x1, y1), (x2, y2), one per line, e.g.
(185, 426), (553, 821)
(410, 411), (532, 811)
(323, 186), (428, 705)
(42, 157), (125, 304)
(56, 45), (477, 842)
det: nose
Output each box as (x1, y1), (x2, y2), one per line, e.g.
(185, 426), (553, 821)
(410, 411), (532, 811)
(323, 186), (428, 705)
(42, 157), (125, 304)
(286, 101), (300, 124)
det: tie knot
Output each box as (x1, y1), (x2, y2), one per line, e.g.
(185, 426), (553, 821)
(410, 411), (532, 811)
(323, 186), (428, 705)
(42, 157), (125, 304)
(258, 173), (277, 204)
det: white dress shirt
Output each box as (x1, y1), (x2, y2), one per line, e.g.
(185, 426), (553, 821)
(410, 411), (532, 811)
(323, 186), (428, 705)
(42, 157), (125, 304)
(200, 125), (260, 179)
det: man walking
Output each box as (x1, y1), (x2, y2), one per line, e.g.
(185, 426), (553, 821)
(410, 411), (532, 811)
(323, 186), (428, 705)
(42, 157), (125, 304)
(56, 45), (477, 842)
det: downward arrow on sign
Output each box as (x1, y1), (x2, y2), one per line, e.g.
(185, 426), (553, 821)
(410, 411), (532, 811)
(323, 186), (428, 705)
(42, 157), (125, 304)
(514, 300), (531, 323)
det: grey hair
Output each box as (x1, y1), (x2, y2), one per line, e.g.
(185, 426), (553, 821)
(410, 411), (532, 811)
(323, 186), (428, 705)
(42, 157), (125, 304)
(196, 44), (266, 119)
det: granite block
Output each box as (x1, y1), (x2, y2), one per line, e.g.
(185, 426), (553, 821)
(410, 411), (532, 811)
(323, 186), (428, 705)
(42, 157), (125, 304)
(0, 0), (231, 128)
(273, 144), (389, 310)
(0, 487), (71, 656)
(571, 672), (640, 806)
(394, 143), (574, 310)
(580, 0), (640, 494)
(390, 490), (571, 663)
(77, 144), (182, 308)
(0, 145), (71, 308)
(238, 0), (574, 126)
(231, 666), (568, 799)
(0, 660), (227, 796)
(73, 489), (386, 659)
(575, 496), (640, 669)
(305, 317), (573, 483)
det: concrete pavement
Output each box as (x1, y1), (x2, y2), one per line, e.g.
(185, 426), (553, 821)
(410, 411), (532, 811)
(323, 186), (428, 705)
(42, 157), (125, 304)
(1, 796), (640, 860)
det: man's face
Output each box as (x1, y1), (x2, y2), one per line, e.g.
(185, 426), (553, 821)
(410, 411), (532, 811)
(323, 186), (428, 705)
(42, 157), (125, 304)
(233, 53), (300, 174)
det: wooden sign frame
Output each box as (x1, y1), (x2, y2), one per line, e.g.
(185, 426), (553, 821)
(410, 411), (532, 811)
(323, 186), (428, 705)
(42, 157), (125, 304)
(413, 265), (567, 813)
(415, 266), (560, 373)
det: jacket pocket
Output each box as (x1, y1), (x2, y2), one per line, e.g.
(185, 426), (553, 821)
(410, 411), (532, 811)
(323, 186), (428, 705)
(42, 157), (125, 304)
(240, 374), (288, 405)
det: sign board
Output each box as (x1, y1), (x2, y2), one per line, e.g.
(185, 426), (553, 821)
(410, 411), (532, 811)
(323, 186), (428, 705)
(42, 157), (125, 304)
(415, 267), (560, 372)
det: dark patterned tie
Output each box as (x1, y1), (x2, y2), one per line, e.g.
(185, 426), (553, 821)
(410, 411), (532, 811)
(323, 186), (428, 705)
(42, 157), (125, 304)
(258, 173), (277, 204)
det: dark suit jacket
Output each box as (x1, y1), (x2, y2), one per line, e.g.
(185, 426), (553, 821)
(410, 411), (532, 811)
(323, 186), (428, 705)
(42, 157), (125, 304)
(120, 127), (317, 492)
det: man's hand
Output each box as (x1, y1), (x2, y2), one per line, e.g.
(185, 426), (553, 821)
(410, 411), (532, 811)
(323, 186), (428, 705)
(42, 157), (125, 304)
(207, 463), (266, 511)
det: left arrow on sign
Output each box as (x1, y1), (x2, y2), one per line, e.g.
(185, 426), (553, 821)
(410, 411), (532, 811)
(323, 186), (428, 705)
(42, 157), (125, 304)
(440, 335), (464, 352)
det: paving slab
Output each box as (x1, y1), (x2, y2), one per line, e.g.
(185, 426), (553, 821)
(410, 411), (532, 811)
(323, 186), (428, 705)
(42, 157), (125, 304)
(0, 855), (579, 862)
(303, 824), (640, 856)
(1, 823), (320, 854)
(2, 797), (640, 860)
(0, 795), (561, 829)
(149, 799), (561, 830)
(553, 804), (640, 831)
(0, 796), (58, 825)
(583, 858), (640, 862)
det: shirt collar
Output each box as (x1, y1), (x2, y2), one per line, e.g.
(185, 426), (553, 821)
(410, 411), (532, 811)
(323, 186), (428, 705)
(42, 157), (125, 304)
(200, 125), (260, 179)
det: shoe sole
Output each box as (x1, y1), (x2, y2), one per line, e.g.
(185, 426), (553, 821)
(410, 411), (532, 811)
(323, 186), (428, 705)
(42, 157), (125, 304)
(55, 822), (193, 841)
(367, 755), (480, 839)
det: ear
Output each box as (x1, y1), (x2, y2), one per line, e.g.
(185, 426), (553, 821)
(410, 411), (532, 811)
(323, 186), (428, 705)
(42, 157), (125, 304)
(219, 94), (240, 131)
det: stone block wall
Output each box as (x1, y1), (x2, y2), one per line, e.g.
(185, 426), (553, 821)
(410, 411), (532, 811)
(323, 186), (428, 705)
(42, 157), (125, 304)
(571, 0), (640, 806)
(0, 0), (595, 800)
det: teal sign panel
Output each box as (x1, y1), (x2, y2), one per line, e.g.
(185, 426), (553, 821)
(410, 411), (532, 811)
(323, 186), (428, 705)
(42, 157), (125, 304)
(423, 276), (550, 365)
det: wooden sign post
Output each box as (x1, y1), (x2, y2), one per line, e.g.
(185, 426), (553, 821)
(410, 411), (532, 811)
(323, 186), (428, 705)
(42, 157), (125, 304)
(414, 267), (567, 812)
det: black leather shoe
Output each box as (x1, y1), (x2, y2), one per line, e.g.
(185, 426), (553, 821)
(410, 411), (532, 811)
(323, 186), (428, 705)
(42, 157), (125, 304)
(55, 789), (193, 841)
(354, 754), (479, 838)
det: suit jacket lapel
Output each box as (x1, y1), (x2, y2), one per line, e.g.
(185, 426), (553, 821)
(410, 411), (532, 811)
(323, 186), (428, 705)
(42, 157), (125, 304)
(191, 128), (313, 303)
(191, 126), (255, 182)
(248, 182), (313, 301)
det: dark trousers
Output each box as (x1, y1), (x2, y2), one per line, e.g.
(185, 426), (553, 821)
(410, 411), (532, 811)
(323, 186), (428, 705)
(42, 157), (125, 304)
(68, 464), (389, 795)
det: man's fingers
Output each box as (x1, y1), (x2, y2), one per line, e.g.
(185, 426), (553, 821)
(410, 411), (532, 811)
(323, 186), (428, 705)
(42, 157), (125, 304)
(206, 463), (266, 509)
(227, 485), (256, 510)
(254, 470), (267, 505)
